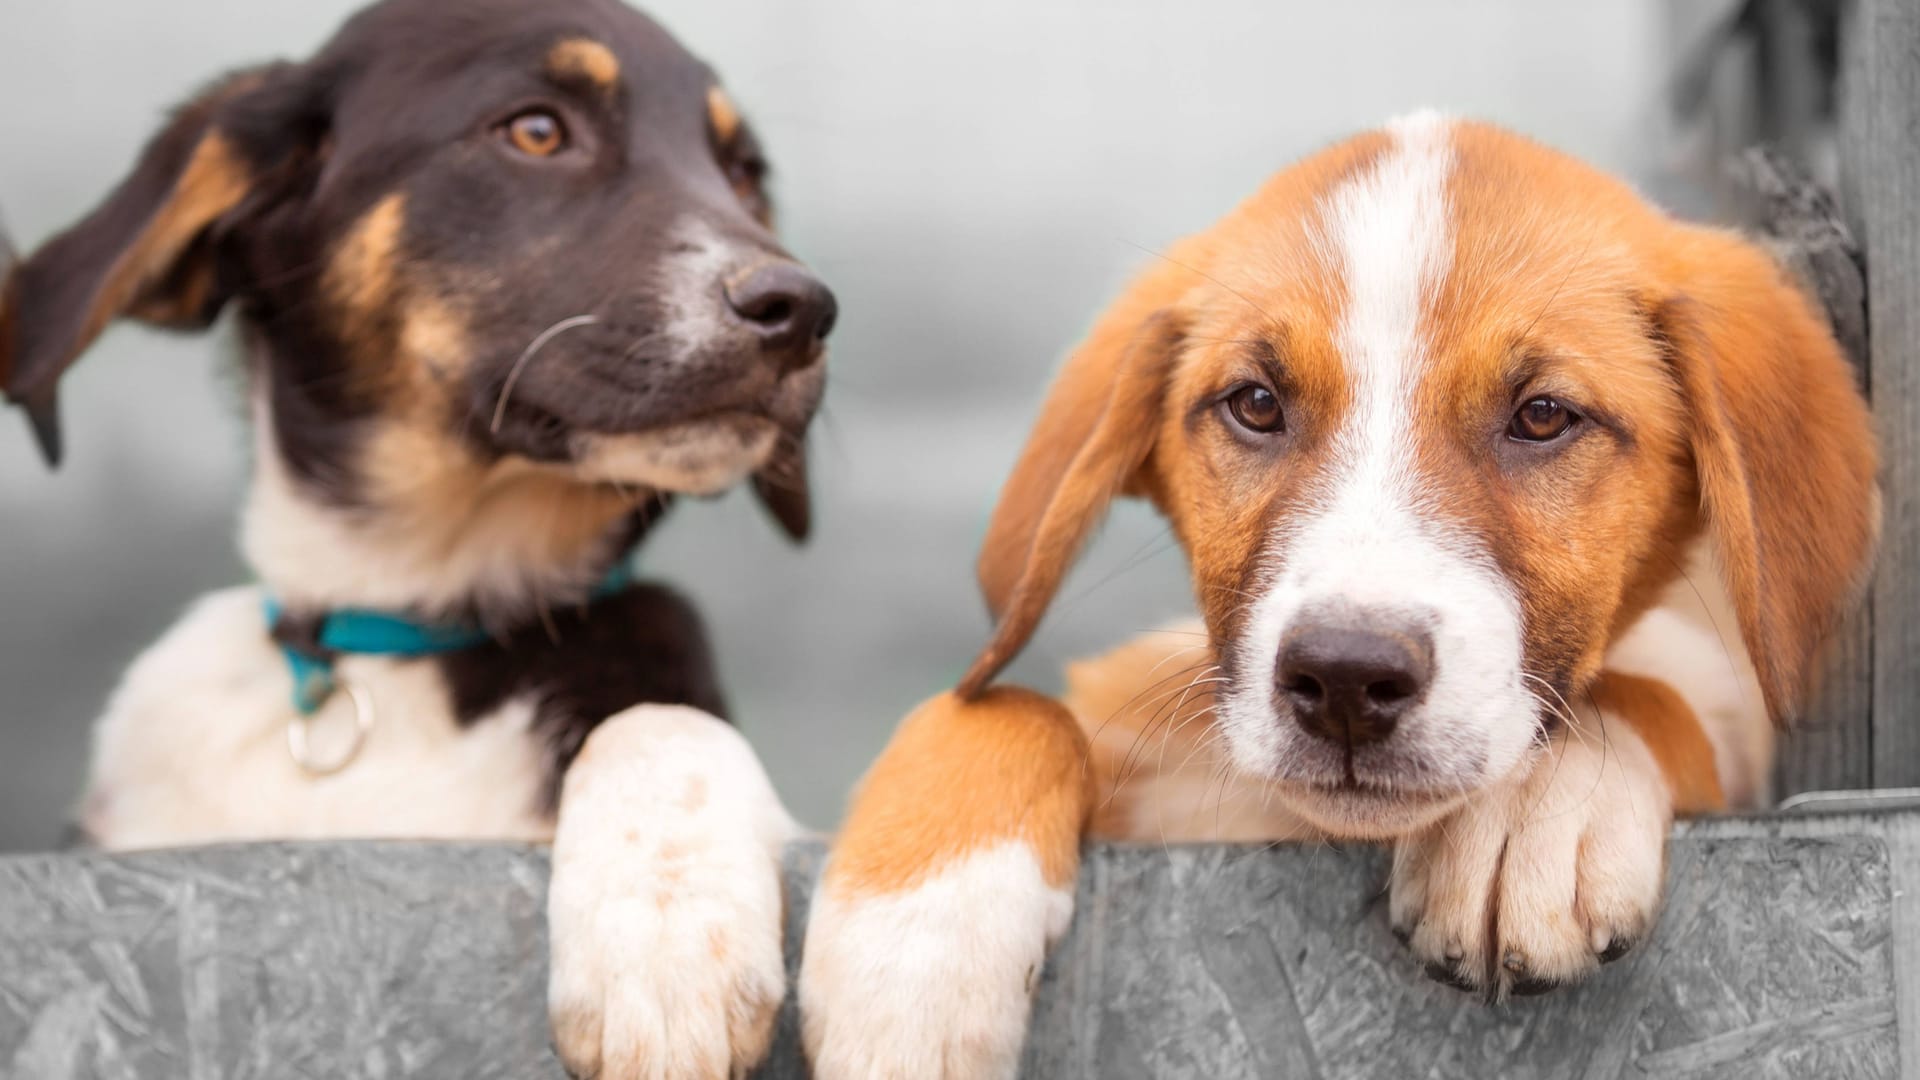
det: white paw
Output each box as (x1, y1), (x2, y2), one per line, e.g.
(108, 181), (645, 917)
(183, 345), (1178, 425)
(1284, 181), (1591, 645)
(801, 842), (1073, 1080)
(1389, 725), (1671, 998)
(547, 706), (795, 1079)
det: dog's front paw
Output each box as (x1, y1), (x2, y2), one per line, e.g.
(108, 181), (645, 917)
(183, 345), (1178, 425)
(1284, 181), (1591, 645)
(547, 706), (794, 1079)
(1389, 725), (1671, 998)
(800, 843), (1074, 1080)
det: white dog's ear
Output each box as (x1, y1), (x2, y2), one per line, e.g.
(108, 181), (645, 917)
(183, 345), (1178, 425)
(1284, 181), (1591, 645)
(1656, 227), (1879, 723)
(958, 258), (1195, 699)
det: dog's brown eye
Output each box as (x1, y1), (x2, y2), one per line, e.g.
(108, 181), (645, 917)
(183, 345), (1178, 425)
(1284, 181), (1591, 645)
(726, 156), (765, 194)
(725, 156), (770, 217)
(1509, 396), (1577, 442)
(503, 110), (567, 157)
(1226, 384), (1285, 434)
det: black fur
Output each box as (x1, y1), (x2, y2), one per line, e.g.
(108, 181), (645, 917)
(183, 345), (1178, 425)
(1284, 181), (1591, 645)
(439, 581), (729, 813)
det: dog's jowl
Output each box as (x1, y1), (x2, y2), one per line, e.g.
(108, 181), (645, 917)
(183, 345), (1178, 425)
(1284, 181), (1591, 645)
(0, 0), (830, 1075)
(802, 113), (1879, 1077)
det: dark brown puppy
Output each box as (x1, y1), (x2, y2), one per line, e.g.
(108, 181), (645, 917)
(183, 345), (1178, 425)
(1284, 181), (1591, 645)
(1, 2), (830, 1076)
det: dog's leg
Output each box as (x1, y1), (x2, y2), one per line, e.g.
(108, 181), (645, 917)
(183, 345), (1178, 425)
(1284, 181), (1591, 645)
(1388, 671), (1721, 997)
(548, 704), (794, 1080)
(800, 688), (1091, 1080)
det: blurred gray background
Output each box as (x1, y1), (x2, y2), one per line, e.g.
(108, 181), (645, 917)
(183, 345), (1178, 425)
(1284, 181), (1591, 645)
(0, 0), (1773, 847)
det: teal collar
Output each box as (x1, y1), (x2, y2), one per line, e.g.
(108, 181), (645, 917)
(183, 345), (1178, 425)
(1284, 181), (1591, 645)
(265, 559), (637, 715)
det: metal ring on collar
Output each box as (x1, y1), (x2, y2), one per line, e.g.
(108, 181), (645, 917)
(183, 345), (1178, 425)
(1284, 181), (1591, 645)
(286, 677), (375, 777)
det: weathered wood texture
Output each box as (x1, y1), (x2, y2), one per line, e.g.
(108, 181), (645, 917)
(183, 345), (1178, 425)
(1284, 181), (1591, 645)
(3, 818), (1916, 1080)
(1735, 146), (1876, 796)
(1841, 0), (1920, 787)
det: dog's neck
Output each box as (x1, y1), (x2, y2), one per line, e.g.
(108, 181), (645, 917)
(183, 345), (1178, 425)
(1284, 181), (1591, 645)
(240, 399), (655, 626)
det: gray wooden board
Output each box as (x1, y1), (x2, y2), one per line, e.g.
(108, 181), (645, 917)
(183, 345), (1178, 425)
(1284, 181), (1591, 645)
(1841, 0), (1920, 788)
(0, 816), (1912, 1079)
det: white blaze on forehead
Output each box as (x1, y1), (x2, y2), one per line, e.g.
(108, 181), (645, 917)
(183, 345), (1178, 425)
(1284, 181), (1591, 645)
(1220, 113), (1537, 811)
(1293, 108), (1462, 588)
(1317, 107), (1454, 505)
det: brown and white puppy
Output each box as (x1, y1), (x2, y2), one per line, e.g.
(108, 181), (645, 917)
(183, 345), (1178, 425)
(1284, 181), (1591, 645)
(800, 113), (1879, 1077)
(1, 1), (830, 1075)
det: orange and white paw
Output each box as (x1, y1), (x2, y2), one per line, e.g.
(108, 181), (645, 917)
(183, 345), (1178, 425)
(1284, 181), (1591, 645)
(800, 843), (1074, 1080)
(547, 705), (796, 1080)
(1389, 723), (1671, 998)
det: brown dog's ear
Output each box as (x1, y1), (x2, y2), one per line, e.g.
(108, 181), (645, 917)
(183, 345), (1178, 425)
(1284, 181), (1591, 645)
(956, 258), (1196, 699)
(751, 440), (811, 542)
(2, 65), (317, 465)
(1659, 228), (1880, 723)
(0, 221), (18, 398)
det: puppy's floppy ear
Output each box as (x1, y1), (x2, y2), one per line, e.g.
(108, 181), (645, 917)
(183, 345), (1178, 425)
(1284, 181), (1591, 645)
(956, 257), (1196, 699)
(2, 63), (322, 465)
(1657, 227), (1880, 723)
(752, 440), (811, 542)
(0, 221), (18, 397)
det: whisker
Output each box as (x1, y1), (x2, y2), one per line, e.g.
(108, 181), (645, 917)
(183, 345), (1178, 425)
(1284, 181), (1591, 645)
(491, 315), (601, 434)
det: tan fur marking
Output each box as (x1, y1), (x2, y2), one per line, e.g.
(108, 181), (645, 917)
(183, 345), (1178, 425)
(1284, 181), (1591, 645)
(707, 86), (742, 143)
(354, 422), (635, 589)
(1590, 671), (1726, 814)
(826, 688), (1091, 897)
(548, 39), (620, 88)
(400, 296), (469, 381)
(327, 193), (406, 321)
(85, 134), (251, 347)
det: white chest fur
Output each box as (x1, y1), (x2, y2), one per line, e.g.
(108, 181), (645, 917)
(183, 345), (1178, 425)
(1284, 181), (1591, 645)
(81, 586), (555, 849)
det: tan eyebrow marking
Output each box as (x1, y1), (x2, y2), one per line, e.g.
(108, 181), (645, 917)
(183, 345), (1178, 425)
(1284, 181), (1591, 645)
(707, 85), (742, 143)
(547, 39), (620, 89)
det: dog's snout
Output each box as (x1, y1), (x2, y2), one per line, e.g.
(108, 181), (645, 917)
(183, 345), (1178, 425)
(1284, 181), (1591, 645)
(1276, 613), (1434, 748)
(724, 263), (837, 365)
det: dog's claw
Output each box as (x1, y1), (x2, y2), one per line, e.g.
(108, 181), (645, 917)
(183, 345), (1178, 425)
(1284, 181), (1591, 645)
(1424, 959), (1476, 993)
(1509, 974), (1560, 997)
(1597, 936), (1635, 964)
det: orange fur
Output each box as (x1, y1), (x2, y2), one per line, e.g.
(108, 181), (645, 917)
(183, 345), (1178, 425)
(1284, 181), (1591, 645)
(836, 115), (1874, 898)
(1589, 671), (1726, 814)
(1653, 230), (1881, 721)
(960, 314), (1184, 696)
(822, 688), (1091, 898)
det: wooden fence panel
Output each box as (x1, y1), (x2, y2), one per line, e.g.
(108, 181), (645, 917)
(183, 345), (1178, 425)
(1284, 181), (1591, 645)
(1842, 0), (1920, 788)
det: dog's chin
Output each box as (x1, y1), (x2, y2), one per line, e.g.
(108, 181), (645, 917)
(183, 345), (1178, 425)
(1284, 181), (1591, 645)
(1269, 779), (1468, 840)
(568, 415), (780, 495)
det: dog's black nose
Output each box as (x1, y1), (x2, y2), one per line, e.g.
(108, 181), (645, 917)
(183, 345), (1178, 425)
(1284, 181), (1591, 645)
(1277, 613), (1433, 748)
(724, 263), (837, 365)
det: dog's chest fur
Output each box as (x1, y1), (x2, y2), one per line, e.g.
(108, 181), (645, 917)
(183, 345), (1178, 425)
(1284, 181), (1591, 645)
(81, 582), (725, 849)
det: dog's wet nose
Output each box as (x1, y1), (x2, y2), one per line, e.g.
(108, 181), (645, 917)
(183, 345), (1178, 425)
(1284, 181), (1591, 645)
(1277, 614), (1433, 748)
(724, 263), (837, 366)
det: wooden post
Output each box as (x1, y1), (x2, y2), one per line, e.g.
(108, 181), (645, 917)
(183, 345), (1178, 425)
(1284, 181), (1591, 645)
(1840, 0), (1920, 789)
